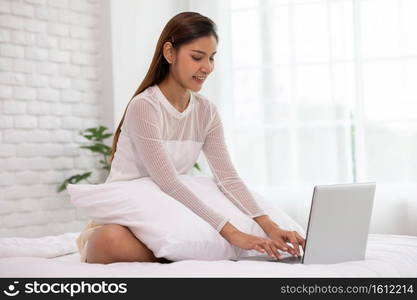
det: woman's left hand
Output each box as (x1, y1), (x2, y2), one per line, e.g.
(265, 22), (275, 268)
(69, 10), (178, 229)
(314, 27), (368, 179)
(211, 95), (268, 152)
(266, 228), (305, 257)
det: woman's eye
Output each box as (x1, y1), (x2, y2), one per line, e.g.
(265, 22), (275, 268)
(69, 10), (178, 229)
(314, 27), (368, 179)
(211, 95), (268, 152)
(192, 56), (215, 62)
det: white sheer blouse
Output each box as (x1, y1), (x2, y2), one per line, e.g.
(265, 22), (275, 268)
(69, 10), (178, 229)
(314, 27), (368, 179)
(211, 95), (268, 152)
(106, 85), (266, 232)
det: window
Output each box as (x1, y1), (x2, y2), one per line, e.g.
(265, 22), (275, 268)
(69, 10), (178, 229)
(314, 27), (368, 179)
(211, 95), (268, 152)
(228, 0), (417, 199)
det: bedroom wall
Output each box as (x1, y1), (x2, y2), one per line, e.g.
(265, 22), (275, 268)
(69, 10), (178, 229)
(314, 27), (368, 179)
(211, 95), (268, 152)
(0, 0), (106, 237)
(0, 0), (191, 238)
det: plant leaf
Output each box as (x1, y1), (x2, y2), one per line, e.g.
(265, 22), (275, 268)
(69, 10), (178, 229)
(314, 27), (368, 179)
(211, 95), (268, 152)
(57, 172), (92, 192)
(194, 162), (201, 172)
(80, 126), (113, 142)
(80, 143), (112, 155)
(58, 125), (114, 193)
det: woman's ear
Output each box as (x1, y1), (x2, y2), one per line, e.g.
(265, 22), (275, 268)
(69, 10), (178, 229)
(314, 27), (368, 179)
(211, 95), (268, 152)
(163, 42), (176, 64)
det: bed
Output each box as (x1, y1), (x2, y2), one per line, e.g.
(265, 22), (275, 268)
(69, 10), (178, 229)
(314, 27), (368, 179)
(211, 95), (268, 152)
(0, 232), (416, 278)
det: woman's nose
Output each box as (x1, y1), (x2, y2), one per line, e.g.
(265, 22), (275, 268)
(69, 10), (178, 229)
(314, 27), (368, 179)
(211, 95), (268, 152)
(201, 59), (213, 73)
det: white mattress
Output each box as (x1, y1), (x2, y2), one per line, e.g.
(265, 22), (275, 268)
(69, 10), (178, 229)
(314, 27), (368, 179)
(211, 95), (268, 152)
(0, 233), (416, 278)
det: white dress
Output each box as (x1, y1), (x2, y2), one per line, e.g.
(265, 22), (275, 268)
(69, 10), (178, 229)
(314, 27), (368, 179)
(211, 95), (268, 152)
(79, 84), (266, 232)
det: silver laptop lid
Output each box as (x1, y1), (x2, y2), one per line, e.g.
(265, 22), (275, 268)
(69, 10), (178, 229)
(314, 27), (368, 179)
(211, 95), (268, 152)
(303, 182), (376, 265)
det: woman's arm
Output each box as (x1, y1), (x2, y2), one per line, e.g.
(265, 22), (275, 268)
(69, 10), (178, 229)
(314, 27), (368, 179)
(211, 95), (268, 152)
(219, 220), (292, 260)
(254, 215), (305, 256)
(253, 215), (281, 234)
(200, 104), (305, 256)
(201, 104), (268, 220)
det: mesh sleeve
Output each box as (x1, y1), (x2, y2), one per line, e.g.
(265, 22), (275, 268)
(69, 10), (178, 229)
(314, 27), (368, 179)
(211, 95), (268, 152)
(202, 104), (267, 219)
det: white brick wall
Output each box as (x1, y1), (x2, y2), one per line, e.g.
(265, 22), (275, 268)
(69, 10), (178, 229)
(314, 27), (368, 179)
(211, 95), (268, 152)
(0, 0), (105, 238)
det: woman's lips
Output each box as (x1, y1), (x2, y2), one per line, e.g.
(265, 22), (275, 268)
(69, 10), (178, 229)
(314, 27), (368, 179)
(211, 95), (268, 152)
(192, 76), (205, 84)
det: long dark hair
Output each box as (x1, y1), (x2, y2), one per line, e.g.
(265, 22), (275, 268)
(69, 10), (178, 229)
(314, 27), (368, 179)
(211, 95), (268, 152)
(109, 11), (218, 164)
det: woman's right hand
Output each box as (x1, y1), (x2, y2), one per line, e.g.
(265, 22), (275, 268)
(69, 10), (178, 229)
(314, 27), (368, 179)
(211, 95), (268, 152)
(219, 222), (287, 260)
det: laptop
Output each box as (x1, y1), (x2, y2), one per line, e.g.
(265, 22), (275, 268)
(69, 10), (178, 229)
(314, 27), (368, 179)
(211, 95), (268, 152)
(235, 182), (376, 265)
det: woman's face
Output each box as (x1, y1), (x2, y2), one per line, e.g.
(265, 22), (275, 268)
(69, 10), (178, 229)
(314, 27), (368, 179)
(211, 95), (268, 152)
(167, 35), (217, 92)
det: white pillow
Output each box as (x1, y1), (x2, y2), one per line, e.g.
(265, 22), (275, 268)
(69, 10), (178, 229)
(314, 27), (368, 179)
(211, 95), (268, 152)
(67, 174), (305, 261)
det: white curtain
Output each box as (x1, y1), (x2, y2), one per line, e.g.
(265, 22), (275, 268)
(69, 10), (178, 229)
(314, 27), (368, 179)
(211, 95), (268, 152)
(187, 0), (417, 235)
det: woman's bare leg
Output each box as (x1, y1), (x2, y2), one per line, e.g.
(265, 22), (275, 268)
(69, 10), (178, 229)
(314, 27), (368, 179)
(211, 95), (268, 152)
(85, 224), (169, 264)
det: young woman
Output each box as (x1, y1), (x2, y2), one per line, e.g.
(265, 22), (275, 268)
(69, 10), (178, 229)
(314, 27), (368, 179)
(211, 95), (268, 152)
(76, 11), (305, 264)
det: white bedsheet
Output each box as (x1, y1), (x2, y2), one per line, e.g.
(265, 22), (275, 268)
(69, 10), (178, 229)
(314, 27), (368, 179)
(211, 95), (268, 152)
(0, 232), (79, 259)
(0, 233), (416, 277)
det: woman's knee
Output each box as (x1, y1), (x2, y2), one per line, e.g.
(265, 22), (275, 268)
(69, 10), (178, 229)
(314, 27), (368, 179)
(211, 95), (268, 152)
(85, 224), (169, 264)
(86, 224), (123, 263)
(86, 224), (137, 264)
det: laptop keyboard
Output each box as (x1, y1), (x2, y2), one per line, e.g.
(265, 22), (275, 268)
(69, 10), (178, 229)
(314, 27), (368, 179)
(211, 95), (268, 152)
(234, 253), (303, 263)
